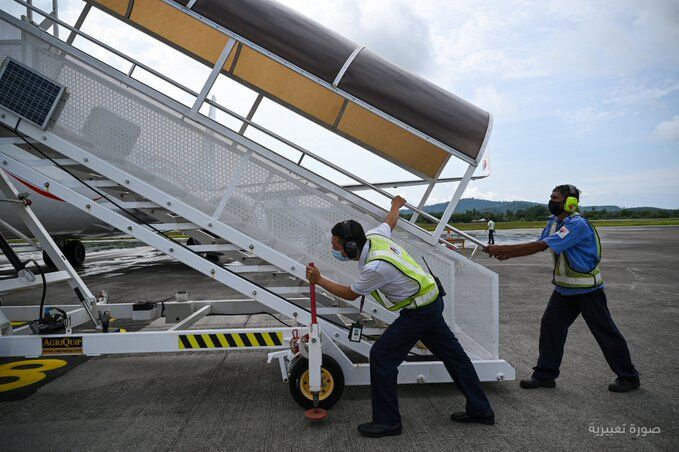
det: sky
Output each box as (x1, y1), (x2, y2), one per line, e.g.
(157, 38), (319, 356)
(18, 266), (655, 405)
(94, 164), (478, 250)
(4, 0), (678, 208)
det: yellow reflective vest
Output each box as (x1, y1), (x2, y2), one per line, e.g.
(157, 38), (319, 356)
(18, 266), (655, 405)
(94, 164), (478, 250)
(365, 234), (440, 311)
(550, 213), (603, 289)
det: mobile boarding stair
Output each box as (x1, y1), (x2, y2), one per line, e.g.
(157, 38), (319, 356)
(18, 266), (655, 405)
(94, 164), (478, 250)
(0, 0), (514, 409)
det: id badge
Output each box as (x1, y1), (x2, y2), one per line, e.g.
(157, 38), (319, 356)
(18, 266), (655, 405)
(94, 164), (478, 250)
(348, 322), (362, 342)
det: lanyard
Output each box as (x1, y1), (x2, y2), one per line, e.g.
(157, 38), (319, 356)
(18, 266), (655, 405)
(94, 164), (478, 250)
(348, 296), (365, 343)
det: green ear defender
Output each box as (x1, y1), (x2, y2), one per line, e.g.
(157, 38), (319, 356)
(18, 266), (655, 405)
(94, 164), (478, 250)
(563, 184), (579, 213)
(564, 196), (579, 213)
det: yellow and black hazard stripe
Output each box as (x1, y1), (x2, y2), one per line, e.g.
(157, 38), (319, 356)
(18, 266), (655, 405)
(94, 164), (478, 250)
(178, 332), (284, 350)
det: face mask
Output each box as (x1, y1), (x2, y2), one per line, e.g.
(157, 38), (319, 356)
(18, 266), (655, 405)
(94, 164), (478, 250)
(332, 249), (350, 261)
(548, 200), (564, 216)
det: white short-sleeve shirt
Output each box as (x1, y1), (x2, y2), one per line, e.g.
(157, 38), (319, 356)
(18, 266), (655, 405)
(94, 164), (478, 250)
(350, 223), (420, 302)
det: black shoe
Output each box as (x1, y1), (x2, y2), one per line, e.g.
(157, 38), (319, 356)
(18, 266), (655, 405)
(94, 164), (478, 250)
(608, 377), (640, 393)
(450, 411), (495, 425)
(357, 421), (402, 438)
(520, 378), (556, 389)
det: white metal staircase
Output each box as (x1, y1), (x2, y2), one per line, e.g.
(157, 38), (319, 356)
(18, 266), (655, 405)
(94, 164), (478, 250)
(0, 1), (514, 405)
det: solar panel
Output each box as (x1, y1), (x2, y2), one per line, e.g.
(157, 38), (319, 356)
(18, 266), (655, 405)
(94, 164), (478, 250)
(0, 58), (66, 129)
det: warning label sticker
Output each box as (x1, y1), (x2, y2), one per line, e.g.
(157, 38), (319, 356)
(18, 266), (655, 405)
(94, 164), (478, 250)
(41, 337), (83, 355)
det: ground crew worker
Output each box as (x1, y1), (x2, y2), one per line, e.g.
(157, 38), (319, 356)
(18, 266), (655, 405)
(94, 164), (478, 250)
(485, 185), (640, 392)
(306, 196), (494, 438)
(486, 218), (496, 244)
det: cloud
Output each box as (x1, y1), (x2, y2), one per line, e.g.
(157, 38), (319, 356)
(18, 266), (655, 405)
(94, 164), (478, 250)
(350, 1), (434, 73)
(460, 187), (527, 202)
(473, 86), (515, 118)
(654, 116), (679, 141)
(420, 183), (528, 207)
(283, 0), (434, 72)
(552, 78), (678, 132)
(586, 167), (679, 195)
(430, 0), (679, 87)
(606, 79), (679, 109)
(544, 0), (679, 77)
(10, 0), (674, 209)
(556, 106), (625, 126)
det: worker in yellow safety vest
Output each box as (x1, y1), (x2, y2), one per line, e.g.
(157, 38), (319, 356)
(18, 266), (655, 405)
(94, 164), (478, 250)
(485, 185), (640, 393)
(306, 196), (494, 438)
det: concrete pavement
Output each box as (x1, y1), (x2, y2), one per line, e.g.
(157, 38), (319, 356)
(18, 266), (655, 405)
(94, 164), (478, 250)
(1, 226), (677, 450)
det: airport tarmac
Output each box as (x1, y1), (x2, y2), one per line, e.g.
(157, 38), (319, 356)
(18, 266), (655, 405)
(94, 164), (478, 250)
(1, 226), (677, 451)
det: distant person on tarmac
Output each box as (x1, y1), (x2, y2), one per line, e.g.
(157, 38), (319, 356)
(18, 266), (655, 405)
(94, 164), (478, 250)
(486, 218), (495, 244)
(484, 185), (640, 393)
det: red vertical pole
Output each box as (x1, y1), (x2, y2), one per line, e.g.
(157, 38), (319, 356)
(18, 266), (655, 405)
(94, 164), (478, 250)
(309, 262), (317, 325)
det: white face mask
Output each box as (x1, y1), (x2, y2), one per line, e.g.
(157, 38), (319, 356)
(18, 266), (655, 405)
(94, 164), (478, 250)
(332, 248), (349, 261)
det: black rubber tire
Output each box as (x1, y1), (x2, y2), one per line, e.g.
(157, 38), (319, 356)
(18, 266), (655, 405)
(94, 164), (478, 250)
(187, 237), (221, 262)
(42, 250), (54, 267)
(63, 240), (86, 268)
(205, 252), (221, 263)
(288, 355), (344, 410)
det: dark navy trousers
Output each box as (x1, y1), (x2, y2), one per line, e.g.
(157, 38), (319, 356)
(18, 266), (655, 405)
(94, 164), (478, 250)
(532, 288), (639, 381)
(369, 296), (492, 425)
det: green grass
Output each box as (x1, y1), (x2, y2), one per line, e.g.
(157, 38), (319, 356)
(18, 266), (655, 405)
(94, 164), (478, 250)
(417, 218), (679, 231)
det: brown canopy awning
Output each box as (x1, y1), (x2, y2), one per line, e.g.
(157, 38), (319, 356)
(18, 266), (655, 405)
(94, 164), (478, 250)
(87, 0), (491, 179)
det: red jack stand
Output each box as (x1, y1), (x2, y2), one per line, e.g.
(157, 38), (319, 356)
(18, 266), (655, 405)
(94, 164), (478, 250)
(304, 263), (328, 422)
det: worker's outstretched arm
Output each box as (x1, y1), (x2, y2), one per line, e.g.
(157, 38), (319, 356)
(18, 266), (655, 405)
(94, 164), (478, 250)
(386, 195), (407, 231)
(485, 241), (548, 260)
(306, 265), (360, 300)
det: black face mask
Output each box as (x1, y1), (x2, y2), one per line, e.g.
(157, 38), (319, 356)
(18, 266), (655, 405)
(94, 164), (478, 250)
(548, 200), (564, 216)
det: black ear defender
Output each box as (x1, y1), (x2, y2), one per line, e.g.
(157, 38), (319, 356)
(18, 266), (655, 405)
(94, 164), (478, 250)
(341, 220), (359, 259)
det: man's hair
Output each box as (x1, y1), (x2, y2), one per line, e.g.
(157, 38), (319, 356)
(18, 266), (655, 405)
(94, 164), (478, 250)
(331, 220), (366, 250)
(553, 184), (581, 200)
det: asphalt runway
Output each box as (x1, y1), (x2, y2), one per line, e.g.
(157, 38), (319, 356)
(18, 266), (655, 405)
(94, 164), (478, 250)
(1, 226), (677, 450)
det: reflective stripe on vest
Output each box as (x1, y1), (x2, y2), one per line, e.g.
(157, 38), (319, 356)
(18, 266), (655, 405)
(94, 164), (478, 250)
(365, 234), (439, 310)
(549, 213), (603, 289)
